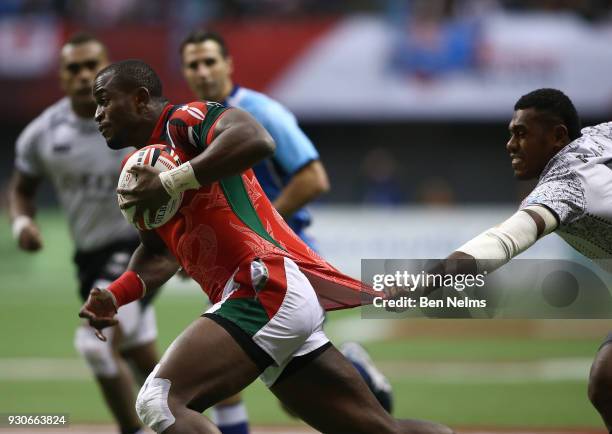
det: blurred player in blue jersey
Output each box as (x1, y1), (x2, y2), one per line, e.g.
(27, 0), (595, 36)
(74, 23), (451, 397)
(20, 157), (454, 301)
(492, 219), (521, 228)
(179, 30), (393, 433)
(180, 30), (329, 251)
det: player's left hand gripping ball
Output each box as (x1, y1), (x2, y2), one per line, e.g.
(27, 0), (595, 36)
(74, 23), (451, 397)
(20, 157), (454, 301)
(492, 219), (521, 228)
(78, 288), (119, 341)
(117, 145), (183, 230)
(118, 165), (169, 219)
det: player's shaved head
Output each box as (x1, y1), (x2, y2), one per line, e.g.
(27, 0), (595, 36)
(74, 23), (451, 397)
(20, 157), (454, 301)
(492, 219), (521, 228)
(97, 59), (165, 100)
(507, 88), (581, 180)
(514, 88), (581, 141)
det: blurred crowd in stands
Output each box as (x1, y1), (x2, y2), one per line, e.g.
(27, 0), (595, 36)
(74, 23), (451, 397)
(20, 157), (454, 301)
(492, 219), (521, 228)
(1, 0), (611, 23)
(1, 0), (610, 207)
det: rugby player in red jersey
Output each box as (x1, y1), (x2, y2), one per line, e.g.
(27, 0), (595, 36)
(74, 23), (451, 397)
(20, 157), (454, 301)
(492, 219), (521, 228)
(79, 59), (453, 434)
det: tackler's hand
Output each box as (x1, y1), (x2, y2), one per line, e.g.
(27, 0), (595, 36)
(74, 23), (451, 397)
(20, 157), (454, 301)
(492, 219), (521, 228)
(117, 165), (170, 218)
(78, 288), (119, 341)
(383, 285), (407, 312)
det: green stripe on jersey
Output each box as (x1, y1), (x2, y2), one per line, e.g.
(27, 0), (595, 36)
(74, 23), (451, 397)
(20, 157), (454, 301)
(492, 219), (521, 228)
(220, 175), (285, 250)
(193, 103), (228, 148)
(216, 297), (270, 336)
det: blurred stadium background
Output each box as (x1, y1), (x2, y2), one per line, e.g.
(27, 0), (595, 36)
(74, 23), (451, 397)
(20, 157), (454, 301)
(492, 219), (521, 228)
(1, 0), (612, 432)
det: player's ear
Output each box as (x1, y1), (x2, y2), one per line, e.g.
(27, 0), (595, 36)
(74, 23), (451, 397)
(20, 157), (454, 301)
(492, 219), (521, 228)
(134, 86), (151, 112)
(553, 124), (569, 149)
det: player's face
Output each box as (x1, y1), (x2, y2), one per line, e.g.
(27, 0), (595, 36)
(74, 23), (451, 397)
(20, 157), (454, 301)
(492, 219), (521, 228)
(181, 40), (233, 102)
(60, 42), (108, 107)
(506, 108), (560, 180)
(93, 72), (139, 149)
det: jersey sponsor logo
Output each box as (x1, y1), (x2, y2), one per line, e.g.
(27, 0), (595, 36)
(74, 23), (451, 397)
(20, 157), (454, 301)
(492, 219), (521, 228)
(59, 172), (117, 197)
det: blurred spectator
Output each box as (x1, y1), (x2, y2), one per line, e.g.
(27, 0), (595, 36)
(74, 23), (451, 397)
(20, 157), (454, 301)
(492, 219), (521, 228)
(3, 0), (610, 23)
(168, 0), (219, 25)
(415, 176), (456, 206)
(503, 0), (612, 22)
(359, 147), (404, 205)
(0, 0), (58, 16)
(388, 0), (492, 80)
(0, 0), (26, 15)
(64, 0), (162, 25)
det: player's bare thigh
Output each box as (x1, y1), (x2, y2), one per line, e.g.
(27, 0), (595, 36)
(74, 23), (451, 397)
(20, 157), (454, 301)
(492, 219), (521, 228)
(588, 338), (612, 429)
(271, 345), (452, 434)
(269, 344), (395, 433)
(155, 316), (261, 410)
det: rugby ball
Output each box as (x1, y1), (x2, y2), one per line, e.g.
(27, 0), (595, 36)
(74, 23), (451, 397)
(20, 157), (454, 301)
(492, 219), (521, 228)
(118, 144), (183, 230)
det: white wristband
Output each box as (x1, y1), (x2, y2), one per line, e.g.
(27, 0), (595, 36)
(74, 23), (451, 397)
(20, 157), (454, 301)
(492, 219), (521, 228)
(158, 161), (201, 197)
(12, 215), (33, 239)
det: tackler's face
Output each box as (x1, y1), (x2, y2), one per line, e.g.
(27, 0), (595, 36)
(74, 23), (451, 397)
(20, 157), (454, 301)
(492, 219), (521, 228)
(181, 40), (233, 102)
(93, 72), (140, 150)
(506, 108), (562, 180)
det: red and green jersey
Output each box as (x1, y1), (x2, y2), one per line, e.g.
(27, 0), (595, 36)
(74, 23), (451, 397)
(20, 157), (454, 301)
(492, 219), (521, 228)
(146, 102), (375, 309)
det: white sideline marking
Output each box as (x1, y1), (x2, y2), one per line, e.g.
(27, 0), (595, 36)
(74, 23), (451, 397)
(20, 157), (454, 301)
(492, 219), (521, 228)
(379, 358), (592, 383)
(0, 358), (89, 380)
(0, 357), (593, 382)
(325, 316), (393, 342)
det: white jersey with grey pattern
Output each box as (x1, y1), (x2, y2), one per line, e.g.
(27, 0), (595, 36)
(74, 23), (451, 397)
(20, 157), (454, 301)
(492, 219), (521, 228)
(15, 97), (136, 251)
(520, 122), (612, 260)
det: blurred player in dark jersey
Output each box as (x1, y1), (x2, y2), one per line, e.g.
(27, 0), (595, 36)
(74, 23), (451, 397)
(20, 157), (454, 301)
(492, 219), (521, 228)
(8, 34), (158, 434)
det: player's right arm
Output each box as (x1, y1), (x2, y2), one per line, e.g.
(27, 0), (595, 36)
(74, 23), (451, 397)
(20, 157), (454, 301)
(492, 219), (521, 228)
(386, 205), (559, 301)
(448, 159), (581, 278)
(8, 171), (43, 251)
(79, 229), (179, 339)
(387, 152), (580, 303)
(117, 105), (275, 216)
(185, 107), (275, 185)
(9, 114), (46, 252)
(449, 204), (559, 273)
(429, 205), (558, 298)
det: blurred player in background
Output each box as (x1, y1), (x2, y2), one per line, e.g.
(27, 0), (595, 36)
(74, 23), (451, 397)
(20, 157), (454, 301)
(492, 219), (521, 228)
(179, 30), (392, 430)
(180, 30), (328, 250)
(8, 34), (158, 434)
(81, 59), (452, 434)
(388, 88), (612, 431)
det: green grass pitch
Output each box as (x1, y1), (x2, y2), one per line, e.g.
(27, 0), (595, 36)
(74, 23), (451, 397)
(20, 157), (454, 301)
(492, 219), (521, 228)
(0, 210), (606, 428)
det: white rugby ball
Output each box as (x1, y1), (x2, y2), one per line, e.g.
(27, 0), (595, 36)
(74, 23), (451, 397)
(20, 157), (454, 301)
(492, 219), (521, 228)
(118, 144), (183, 230)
